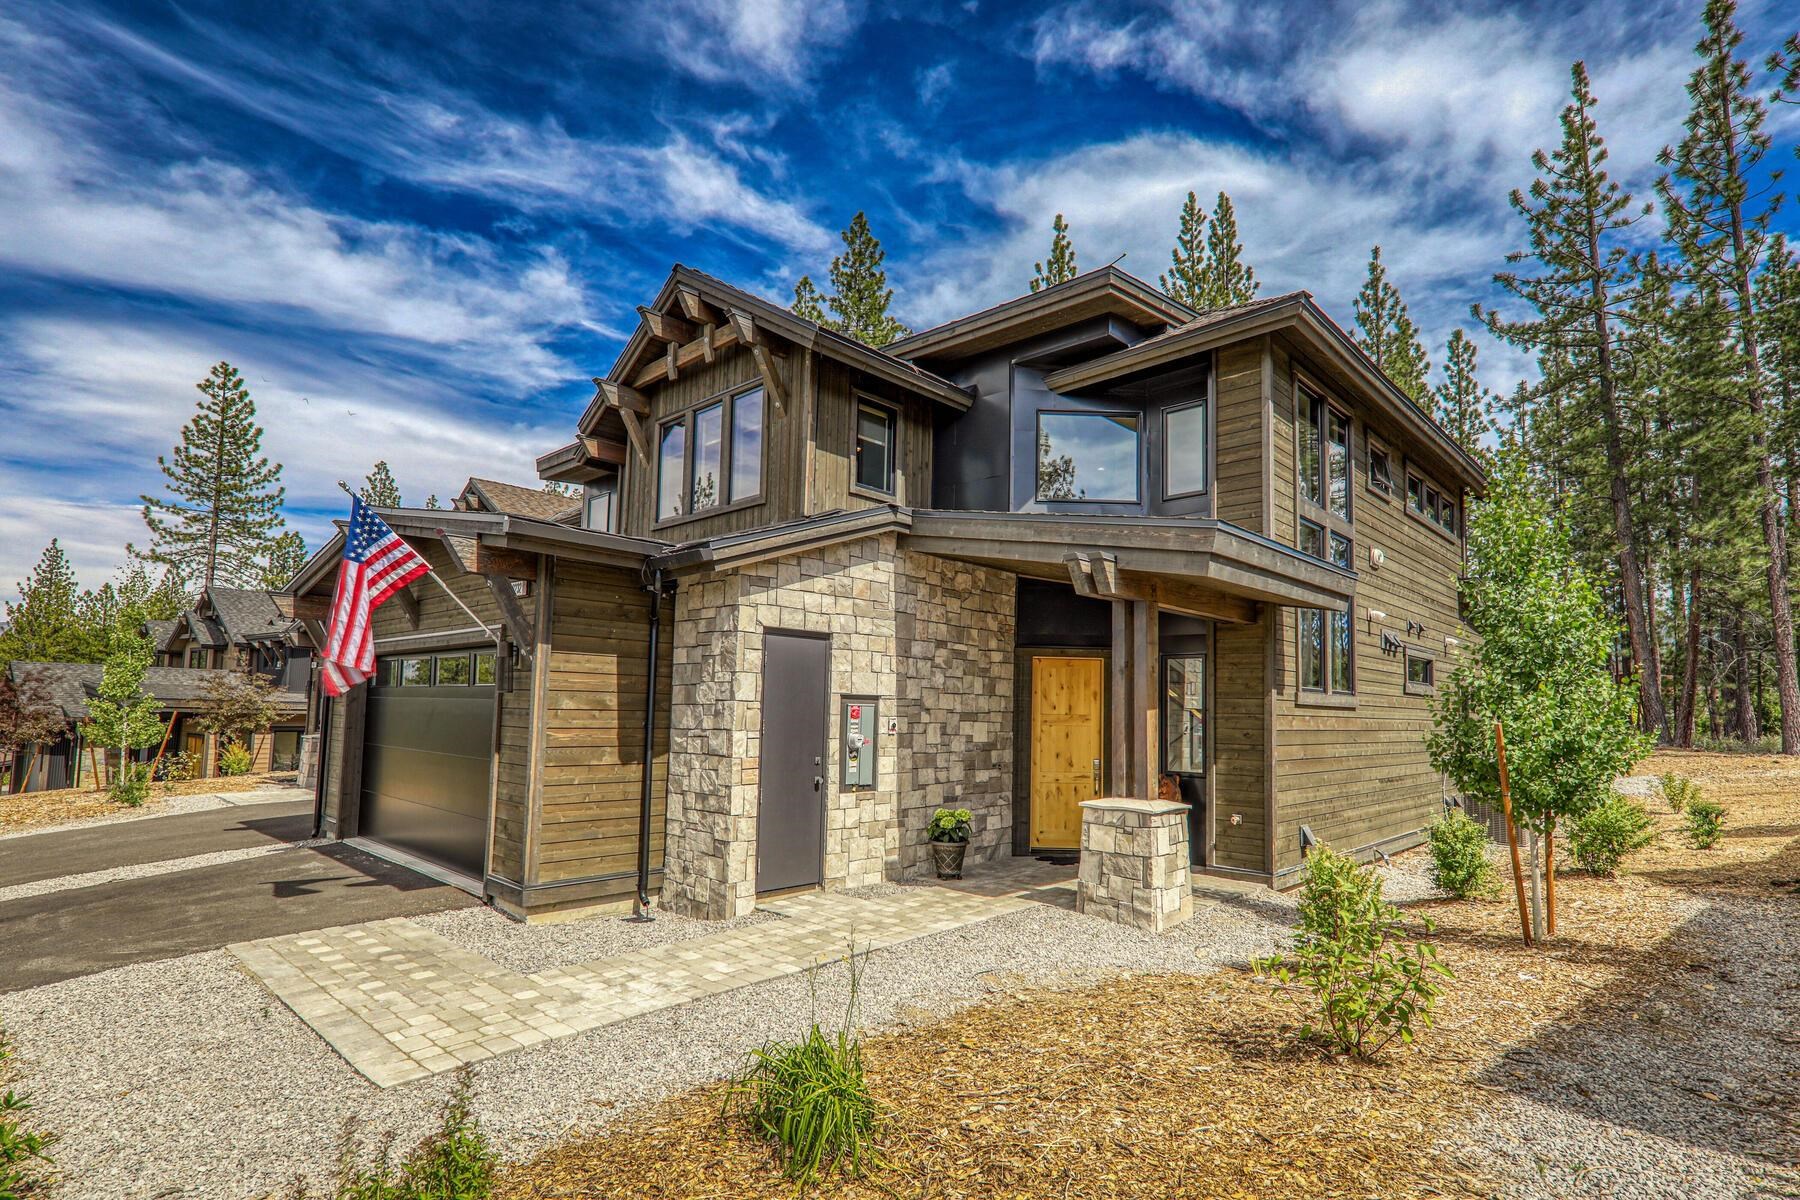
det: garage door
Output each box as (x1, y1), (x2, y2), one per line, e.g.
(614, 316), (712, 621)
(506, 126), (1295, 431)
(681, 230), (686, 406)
(359, 649), (497, 878)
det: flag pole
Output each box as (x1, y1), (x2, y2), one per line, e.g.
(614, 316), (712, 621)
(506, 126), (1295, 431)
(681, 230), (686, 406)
(335, 480), (502, 647)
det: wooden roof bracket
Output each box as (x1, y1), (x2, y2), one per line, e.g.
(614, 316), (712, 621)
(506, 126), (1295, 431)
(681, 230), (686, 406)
(729, 308), (789, 414)
(482, 573), (536, 655)
(675, 285), (721, 326)
(593, 378), (651, 463)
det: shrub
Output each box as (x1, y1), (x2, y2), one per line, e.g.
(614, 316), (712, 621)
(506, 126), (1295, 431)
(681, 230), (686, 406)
(156, 750), (197, 783)
(927, 807), (973, 843)
(1426, 807), (1497, 899)
(724, 955), (880, 1184)
(1658, 773), (1700, 814)
(1253, 846), (1452, 1060)
(1684, 799), (1725, 850)
(1569, 796), (1655, 876)
(109, 761), (150, 807)
(0, 1030), (56, 1199)
(284, 1069), (495, 1200)
(218, 743), (254, 777)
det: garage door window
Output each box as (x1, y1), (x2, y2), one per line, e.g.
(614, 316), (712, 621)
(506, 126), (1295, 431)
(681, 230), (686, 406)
(473, 651), (496, 685)
(387, 657), (431, 686)
(435, 653), (471, 685)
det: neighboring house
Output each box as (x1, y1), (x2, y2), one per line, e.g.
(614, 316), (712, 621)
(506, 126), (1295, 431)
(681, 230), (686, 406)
(289, 264), (1484, 921)
(5, 586), (313, 793)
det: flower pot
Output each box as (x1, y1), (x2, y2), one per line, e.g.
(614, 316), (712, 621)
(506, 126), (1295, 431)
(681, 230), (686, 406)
(931, 840), (967, 879)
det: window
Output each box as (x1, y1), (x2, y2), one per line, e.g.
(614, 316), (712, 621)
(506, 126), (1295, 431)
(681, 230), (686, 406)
(1163, 655), (1206, 774)
(1164, 400), (1208, 497)
(854, 400), (896, 494)
(399, 657), (432, 686)
(1036, 412), (1140, 502)
(270, 729), (300, 772)
(1407, 652), (1435, 693)
(1299, 610), (1325, 690)
(1369, 441), (1395, 497)
(1327, 408), (1350, 517)
(1407, 470), (1460, 539)
(656, 385), (765, 522)
(583, 484), (614, 533)
(1299, 605), (1355, 696)
(186, 647), (207, 669)
(1407, 473), (1426, 516)
(1329, 532), (1352, 570)
(1298, 394), (1322, 507)
(1299, 518), (1325, 560)
(473, 651), (496, 685)
(434, 653), (471, 686)
(1299, 384), (1351, 520)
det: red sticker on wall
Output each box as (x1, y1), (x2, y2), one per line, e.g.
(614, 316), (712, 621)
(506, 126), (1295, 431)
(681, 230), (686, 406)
(849, 705), (862, 720)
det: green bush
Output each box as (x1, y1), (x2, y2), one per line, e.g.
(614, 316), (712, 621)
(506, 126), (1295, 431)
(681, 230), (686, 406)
(1253, 846), (1452, 1060)
(1657, 773), (1700, 814)
(155, 750), (197, 783)
(284, 1069), (495, 1200)
(109, 762), (150, 807)
(0, 1030), (56, 1199)
(218, 743), (254, 777)
(1569, 796), (1655, 876)
(724, 956), (880, 1184)
(1426, 807), (1497, 899)
(1684, 799), (1726, 850)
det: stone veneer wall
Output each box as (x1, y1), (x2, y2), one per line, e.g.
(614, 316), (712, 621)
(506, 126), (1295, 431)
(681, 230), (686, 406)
(660, 533), (1015, 919)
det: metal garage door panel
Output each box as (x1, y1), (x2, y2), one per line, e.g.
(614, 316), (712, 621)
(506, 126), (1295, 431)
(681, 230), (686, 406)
(360, 683), (493, 877)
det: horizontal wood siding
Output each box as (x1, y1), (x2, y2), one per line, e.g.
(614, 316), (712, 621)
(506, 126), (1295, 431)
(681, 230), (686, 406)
(1213, 343), (1264, 531)
(529, 560), (671, 901)
(1267, 344), (1467, 875)
(811, 359), (933, 514)
(1210, 610), (1267, 871)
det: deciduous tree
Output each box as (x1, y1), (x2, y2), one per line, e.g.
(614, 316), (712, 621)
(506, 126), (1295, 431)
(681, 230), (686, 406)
(84, 632), (165, 785)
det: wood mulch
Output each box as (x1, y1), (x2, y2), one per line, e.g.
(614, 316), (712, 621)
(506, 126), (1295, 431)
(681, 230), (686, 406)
(0, 773), (299, 833)
(499, 752), (1795, 1200)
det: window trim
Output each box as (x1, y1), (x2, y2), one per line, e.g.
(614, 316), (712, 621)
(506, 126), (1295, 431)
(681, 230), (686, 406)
(1295, 603), (1358, 706)
(1295, 375), (1353, 525)
(850, 393), (900, 500)
(1403, 462), (1462, 544)
(1405, 650), (1437, 696)
(1366, 434), (1396, 500)
(1162, 398), (1210, 500)
(652, 380), (769, 530)
(1034, 408), (1144, 504)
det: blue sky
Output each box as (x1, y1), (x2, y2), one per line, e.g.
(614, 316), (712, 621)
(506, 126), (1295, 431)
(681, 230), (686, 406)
(2, 0), (1797, 600)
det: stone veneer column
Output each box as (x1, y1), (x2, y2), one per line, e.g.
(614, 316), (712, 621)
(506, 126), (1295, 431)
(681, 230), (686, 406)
(1076, 798), (1194, 933)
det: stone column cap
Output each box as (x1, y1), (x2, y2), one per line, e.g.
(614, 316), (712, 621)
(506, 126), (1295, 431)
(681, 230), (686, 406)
(1079, 797), (1192, 816)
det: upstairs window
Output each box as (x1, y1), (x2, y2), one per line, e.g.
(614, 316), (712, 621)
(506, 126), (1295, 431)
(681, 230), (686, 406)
(1369, 439), (1395, 497)
(854, 399), (897, 494)
(1164, 400), (1208, 498)
(1036, 411), (1140, 502)
(1298, 384), (1351, 520)
(1407, 470), (1460, 539)
(656, 385), (765, 522)
(656, 421), (686, 521)
(186, 647), (207, 669)
(584, 483), (614, 533)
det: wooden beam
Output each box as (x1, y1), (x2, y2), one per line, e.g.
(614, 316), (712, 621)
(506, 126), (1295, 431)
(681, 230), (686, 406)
(628, 323), (743, 389)
(618, 408), (650, 464)
(1109, 600), (1132, 796)
(579, 434), (628, 466)
(728, 307), (759, 347)
(595, 379), (649, 414)
(700, 323), (716, 364)
(483, 574), (536, 650)
(637, 305), (696, 344)
(472, 543), (537, 579)
(1131, 597), (1159, 800)
(436, 534), (472, 575)
(392, 584), (420, 630)
(664, 339), (679, 381)
(1064, 553), (1097, 597)
(752, 342), (787, 413)
(675, 285), (720, 326)
(1089, 552), (1121, 597)
(1119, 573), (1256, 625)
(278, 594), (332, 622)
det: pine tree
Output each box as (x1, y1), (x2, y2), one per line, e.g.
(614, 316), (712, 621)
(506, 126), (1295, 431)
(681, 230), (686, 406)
(0, 540), (84, 664)
(1160, 191), (1208, 307)
(1433, 330), (1498, 456)
(1199, 191), (1259, 308)
(1658, 0), (1798, 752)
(825, 213), (910, 347)
(261, 531), (308, 590)
(791, 275), (827, 323)
(1030, 213), (1079, 293)
(136, 362), (286, 591)
(425, 494), (441, 510)
(361, 461), (402, 508)
(1353, 246), (1431, 401)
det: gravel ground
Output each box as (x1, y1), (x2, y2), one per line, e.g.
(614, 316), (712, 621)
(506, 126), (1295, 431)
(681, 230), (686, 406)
(0, 785), (305, 841)
(0, 838), (323, 905)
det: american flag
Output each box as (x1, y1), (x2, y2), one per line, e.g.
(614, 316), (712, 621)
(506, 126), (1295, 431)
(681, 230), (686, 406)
(320, 496), (431, 697)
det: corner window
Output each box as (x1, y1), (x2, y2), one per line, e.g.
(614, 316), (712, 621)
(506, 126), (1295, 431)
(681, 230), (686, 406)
(1164, 400), (1208, 498)
(656, 420), (687, 521)
(1036, 411), (1140, 502)
(854, 399), (897, 494)
(656, 385), (765, 522)
(1369, 440), (1395, 497)
(1299, 605), (1355, 696)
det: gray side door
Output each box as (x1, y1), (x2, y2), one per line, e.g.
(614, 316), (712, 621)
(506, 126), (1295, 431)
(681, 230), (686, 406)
(360, 660), (494, 878)
(757, 631), (828, 893)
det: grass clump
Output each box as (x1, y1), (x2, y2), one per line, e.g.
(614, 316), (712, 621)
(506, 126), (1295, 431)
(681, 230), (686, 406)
(723, 952), (881, 1185)
(0, 1029), (56, 1199)
(1254, 846), (1452, 1061)
(1684, 799), (1726, 850)
(1569, 795), (1656, 876)
(285, 1069), (495, 1200)
(108, 762), (150, 808)
(1426, 806), (1498, 899)
(1657, 773), (1700, 814)
(218, 743), (254, 777)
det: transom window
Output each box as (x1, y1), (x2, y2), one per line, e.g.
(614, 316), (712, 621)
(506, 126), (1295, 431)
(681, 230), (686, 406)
(854, 399), (897, 494)
(377, 650), (496, 687)
(1036, 411), (1140, 502)
(656, 385), (765, 522)
(1163, 400), (1208, 498)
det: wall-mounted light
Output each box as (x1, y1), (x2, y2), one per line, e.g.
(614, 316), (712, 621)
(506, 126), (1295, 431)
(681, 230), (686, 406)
(1366, 608), (1386, 635)
(1444, 635), (1461, 653)
(1368, 546), (1386, 569)
(1298, 824), (1318, 857)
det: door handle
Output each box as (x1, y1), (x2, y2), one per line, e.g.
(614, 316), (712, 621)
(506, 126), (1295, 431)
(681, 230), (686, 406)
(813, 775), (824, 791)
(1092, 757), (1102, 793)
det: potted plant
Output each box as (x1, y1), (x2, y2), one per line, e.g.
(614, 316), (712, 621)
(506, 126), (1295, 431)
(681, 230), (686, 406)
(928, 807), (974, 879)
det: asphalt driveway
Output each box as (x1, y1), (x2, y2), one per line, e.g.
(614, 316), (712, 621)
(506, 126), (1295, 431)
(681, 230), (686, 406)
(0, 798), (479, 993)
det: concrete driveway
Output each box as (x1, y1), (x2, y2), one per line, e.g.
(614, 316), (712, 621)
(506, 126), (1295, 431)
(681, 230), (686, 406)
(0, 797), (479, 993)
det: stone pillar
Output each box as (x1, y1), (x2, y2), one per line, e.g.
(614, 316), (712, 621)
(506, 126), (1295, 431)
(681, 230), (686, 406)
(1076, 798), (1194, 933)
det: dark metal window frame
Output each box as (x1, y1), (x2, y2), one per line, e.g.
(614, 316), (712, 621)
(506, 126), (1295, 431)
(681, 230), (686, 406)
(1405, 649), (1436, 696)
(1367, 434), (1396, 500)
(851, 394), (899, 498)
(1404, 462), (1461, 543)
(653, 381), (768, 528)
(1034, 408), (1143, 504)
(1162, 398), (1210, 500)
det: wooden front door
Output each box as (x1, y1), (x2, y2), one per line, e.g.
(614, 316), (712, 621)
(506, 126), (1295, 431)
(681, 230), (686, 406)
(1029, 655), (1104, 849)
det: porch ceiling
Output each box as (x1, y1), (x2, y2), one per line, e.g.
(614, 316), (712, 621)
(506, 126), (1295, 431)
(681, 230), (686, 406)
(902, 511), (1355, 611)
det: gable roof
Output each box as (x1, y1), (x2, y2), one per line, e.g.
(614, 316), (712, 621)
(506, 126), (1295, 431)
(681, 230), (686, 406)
(204, 587), (293, 643)
(143, 618), (182, 653)
(886, 266), (1197, 363)
(7, 661), (307, 725)
(458, 477), (581, 524)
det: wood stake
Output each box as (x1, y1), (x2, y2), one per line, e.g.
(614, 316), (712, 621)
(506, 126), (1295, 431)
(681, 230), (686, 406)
(1544, 814), (1558, 936)
(1495, 720), (1533, 948)
(147, 711), (178, 784)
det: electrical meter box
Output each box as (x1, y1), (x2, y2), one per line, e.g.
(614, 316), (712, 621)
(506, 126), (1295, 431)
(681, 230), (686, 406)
(840, 697), (877, 789)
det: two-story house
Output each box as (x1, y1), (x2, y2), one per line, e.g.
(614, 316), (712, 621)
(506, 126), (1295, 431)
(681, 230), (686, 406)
(289, 264), (1483, 921)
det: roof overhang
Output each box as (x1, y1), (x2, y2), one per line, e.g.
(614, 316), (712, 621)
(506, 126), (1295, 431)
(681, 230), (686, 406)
(901, 510), (1356, 610)
(1042, 295), (1488, 494)
(648, 506), (913, 574)
(887, 267), (1195, 364)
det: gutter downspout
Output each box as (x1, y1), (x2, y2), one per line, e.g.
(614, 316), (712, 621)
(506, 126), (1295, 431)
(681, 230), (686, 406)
(633, 566), (668, 920)
(312, 686), (332, 839)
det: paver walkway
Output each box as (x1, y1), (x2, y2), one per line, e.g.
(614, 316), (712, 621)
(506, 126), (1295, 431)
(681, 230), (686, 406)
(231, 886), (1033, 1087)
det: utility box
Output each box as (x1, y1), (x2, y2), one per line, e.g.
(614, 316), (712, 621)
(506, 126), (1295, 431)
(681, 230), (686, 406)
(840, 697), (877, 789)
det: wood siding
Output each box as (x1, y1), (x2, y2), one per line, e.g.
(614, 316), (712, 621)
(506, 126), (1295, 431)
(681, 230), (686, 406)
(1212, 342), (1265, 531)
(1210, 610), (1268, 871)
(810, 358), (933, 514)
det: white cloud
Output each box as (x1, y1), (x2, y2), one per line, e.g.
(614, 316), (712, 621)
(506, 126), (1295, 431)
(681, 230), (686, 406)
(0, 499), (149, 604)
(636, 0), (864, 92)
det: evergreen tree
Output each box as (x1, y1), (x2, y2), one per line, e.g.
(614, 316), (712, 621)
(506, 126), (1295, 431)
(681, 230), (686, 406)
(261, 531), (308, 590)
(1030, 213), (1079, 293)
(1160, 191), (1208, 308)
(425, 494), (441, 510)
(1199, 191), (1259, 308)
(791, 274), (827, 323)
(825, 213), (910, 347)
(361, 461), (402, 508)
(1433, 330), (1498, 456)
(0, 540), (83, 664)
(1353, 246), (1431, 401)
(136, 362), (286, 591)
(1658, 0), (1798, 752)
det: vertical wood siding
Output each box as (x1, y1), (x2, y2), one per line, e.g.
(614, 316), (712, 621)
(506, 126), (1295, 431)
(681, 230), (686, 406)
(1212, 343), (1265, 530)
(810, 359), (933, 513)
